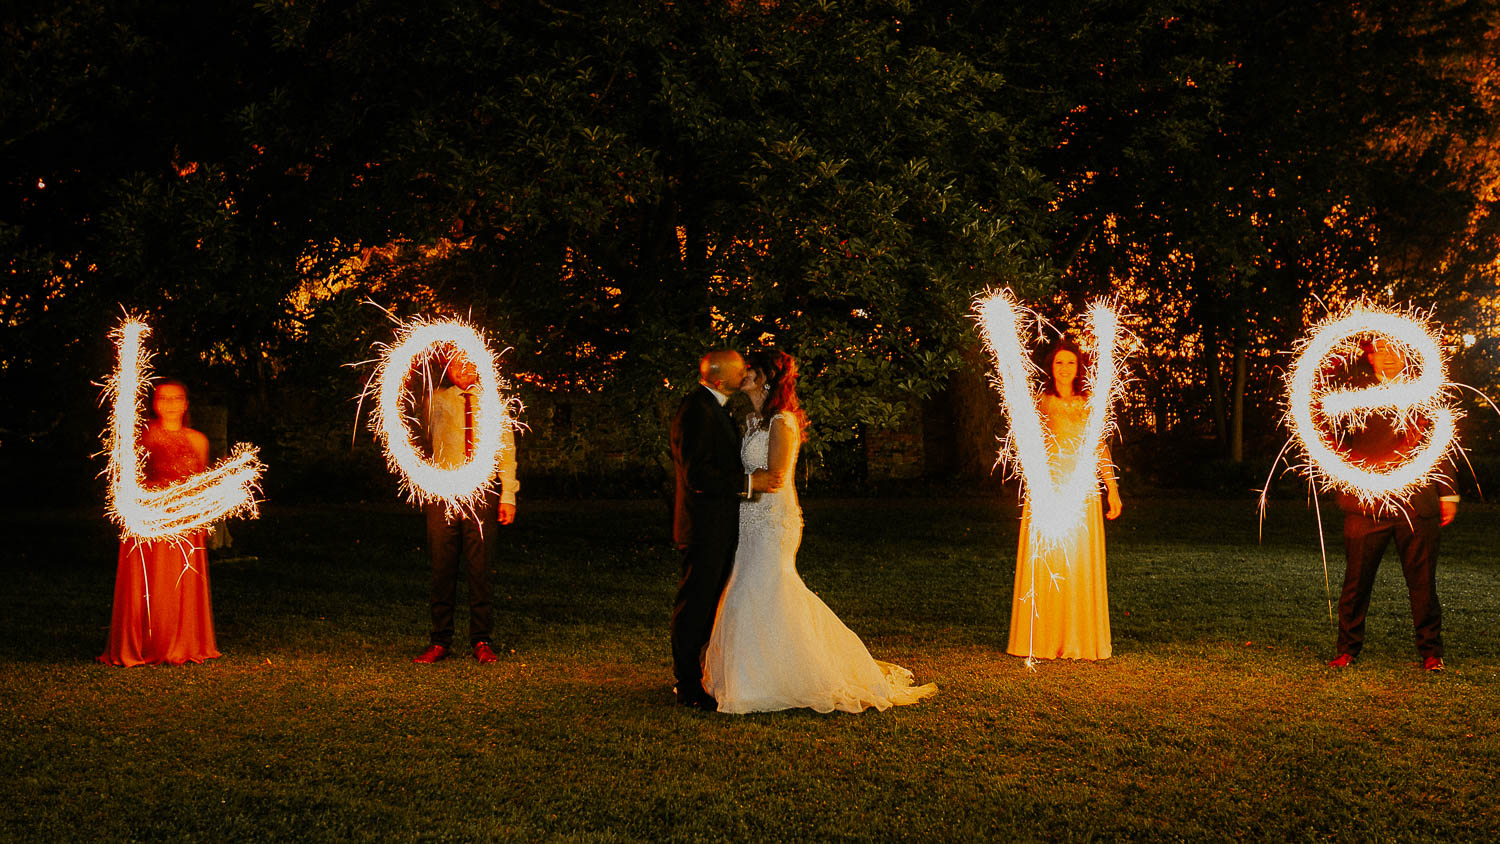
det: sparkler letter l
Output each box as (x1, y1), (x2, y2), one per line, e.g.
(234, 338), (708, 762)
(105, 318), (264, 541)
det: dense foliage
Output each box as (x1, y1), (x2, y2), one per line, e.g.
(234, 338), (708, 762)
(3, 0), (1497, 498)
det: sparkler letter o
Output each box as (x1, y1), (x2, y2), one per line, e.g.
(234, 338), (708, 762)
(375, 321), (510, 510)
(1287, 309), (1456, 502)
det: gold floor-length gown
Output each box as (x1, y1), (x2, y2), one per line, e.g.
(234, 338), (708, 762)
(1006, 394), (1111, 660)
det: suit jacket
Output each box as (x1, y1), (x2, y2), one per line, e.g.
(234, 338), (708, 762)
(1334, 409), (1457, 518)
(671, 386), (744, 548)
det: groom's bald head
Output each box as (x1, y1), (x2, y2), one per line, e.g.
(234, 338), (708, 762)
(699, 350), (746, 393)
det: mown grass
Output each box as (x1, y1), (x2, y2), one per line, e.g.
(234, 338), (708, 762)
(2, 495), (1498, 840)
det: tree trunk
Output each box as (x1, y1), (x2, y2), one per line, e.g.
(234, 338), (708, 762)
(1229, 318), (1247, 463)
(1204, 321), (1228, 447)
(945, 342), (1007, 480)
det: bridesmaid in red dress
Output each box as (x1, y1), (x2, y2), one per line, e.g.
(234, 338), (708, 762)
(99, 380), (222, 666)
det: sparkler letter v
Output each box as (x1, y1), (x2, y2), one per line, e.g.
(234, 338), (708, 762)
(975, 291), (1121, 548)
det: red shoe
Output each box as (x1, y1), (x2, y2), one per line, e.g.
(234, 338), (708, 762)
(413, 644), (450, 664)
(1328, 653), (1355, 668)
(1423, 656), (1445, 672)
(473, 642), (498, 664)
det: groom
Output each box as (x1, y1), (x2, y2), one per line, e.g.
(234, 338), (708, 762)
(670, 350), (781, 709)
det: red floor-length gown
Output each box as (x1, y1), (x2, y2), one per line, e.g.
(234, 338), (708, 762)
(99, 423), (221, 666)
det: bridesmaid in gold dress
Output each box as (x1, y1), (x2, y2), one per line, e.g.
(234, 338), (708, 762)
(1007, 337), (1122, 661)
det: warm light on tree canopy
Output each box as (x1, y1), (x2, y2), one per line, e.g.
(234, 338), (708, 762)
(4, 2), (1499, 501)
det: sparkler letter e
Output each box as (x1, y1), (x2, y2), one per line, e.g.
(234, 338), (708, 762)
(1287, 309), (1456, 502)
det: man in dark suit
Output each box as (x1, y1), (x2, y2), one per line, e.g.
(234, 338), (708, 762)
(669, 350), (781, 709)
(1329, 338), (1458, 671)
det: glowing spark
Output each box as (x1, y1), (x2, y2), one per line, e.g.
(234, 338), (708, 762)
(974, 289), (1124, 550)
(367, 316), (518, 520)
(104, 318), (264, 541)
(1284, 303), (1459, 513)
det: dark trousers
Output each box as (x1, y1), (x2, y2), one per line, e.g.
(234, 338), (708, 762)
(426, 497), (497, 648)
(1337, 511), (1443, 659)
(670, 500), (738, 699)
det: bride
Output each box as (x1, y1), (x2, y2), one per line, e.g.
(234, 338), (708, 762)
(702, 350), (937, 714)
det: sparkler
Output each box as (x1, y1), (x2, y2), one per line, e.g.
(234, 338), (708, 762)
(974, 289), (1124, 550)
(1283, 303), (1459, 513)
(975, 290), (1125, 666)
(104, 318), (264, 541)
(366, 316), (518, 521)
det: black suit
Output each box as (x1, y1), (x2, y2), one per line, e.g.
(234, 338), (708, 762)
(1334, 409), (1456, 660)
(669, 386), (745, 702)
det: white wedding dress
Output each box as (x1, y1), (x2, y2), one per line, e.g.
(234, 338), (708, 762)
(702, 411), (937, 714)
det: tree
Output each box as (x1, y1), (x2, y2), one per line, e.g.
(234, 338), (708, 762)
(926, 0), (1500, 475)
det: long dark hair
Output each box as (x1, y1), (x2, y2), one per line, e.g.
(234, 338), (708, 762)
(1039, 337), (1089, 398)
(745, 349), (808, 435)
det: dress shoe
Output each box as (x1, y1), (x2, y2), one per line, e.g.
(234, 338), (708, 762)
(413, 644), (450, 664)
(1423, 656), (1445, 672)
(1328, 653), (1355, 668)
(674, 688), (717, 711)
(473, 641), (498, 664)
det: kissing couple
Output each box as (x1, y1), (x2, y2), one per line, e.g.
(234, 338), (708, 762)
(669, 348), (938, 714)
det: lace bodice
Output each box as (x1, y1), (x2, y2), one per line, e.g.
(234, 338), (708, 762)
(740, 410), (801, 536)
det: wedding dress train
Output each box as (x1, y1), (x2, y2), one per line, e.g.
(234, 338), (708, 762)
(703, 411), (936, 714)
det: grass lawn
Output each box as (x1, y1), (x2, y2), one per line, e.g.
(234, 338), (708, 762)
(2, 494), (1498, 840)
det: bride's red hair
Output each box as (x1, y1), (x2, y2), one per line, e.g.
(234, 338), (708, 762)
(746, 349), (808, 435)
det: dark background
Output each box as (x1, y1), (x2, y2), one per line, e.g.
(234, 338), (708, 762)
(4, 0), (1497, 510)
